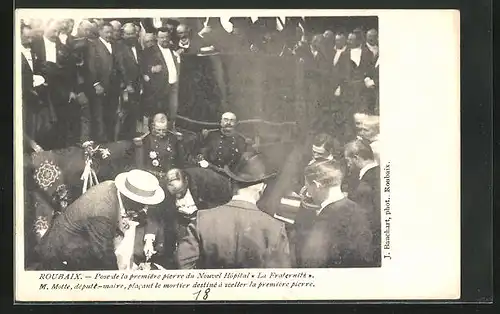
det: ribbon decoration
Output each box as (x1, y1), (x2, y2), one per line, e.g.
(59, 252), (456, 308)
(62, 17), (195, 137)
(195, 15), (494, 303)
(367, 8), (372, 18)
(80, 141), (110, 195)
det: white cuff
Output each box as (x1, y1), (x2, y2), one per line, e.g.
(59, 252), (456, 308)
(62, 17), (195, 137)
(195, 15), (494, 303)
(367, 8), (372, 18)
(144, 234), (155, 242)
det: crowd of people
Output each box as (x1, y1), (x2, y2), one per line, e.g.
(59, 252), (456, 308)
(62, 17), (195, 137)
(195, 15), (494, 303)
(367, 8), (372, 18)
(21, 16), (381, 270)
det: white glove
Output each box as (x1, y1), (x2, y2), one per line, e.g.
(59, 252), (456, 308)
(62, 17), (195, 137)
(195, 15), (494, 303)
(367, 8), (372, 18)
(334, 86), (341, 96)
(33, 75), (45, 87)
(364, 77), (375, 88)
(143, 239), (156, 261)
(199, 160), (209, 168)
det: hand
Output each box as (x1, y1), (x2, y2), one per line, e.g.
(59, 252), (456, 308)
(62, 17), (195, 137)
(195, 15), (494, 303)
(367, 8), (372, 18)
(94, 83), (105, 95)
(143, 75), (150, 82)
(33, 75), (45, 87)
(125, 84), (135, 93)
(151, 65), (162, 73)
(68, 92), (77, 103)
(198, 159), (209, 168)
(334, 86), (341, 96)
(143, 240), (156, 260)
(364, 77), (375, 88)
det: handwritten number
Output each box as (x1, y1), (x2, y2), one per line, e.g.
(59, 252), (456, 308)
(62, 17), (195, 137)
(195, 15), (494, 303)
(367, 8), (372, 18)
(203, 288), (210, 300)
(193, 290), (201, 300)
(193, 288), (211, 300)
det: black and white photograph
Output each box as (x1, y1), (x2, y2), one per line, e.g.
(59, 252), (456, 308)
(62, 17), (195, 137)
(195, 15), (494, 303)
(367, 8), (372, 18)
(15, 9), (460, 302)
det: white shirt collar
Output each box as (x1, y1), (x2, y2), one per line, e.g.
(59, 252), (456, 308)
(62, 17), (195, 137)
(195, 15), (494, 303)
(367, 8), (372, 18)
(308, 154), (334, 165)
(359, 162), (378, 180)
(99, 37), (112, 52)
(231, 194), (257, 205)
(318, 188), (345, 215)
(335, 45), (346, 52)
(43, 36), (56, 46)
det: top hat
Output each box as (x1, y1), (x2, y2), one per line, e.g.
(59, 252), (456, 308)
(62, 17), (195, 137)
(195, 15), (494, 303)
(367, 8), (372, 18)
(114, 169), (165, 205)
(223, 152), (277, 184)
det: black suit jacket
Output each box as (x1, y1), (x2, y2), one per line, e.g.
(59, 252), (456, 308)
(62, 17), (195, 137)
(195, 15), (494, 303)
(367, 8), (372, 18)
(86, 38), (118, 91)
(31, 37), (75, 92)
(294, 198), (376, 268)
(21, 52), (35, 101)
(349, 165), (381, 264)
(115, 41), (143, 88)
(332, 48), (351, 90)
(140, 45), (180, 107)
(349, 46), (374, 82)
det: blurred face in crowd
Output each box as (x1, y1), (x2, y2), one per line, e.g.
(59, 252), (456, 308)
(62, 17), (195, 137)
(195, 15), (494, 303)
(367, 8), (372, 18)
(21, 26), (35, 47)
(110, 21), (122, 41)
(176, 24), (189, 40)
(99, 25), (113, 43)
(143, 33), (156, 48)
(151, 113), (168, 138)
(122, 24), (138, 46)
(77, 20), (94, 38)
(312, 144), (330, 161)
(220, 112), (237, 135)
(347, 33), (360, 48)
(323, 30), (334, 40)
(366, 29), (378, 46)
(344, 150), (361, 172)
(166, 169), (188, 197)
(120, 195), (147, 223)
(44, 20), (60, 42)
(60, 19), (74, 34)
(157, 30), (175, 49)
(30, 19), (45, 37)
(358, 121), (379, 142)
(305, 176), (327, 204)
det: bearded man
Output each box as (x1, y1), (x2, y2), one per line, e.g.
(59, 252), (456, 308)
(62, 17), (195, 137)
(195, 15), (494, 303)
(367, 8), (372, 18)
(197, 112), (250, 172)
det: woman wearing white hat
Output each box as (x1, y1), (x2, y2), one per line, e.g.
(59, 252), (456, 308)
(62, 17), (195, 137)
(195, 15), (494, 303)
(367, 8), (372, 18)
(35, 169), (165, 271)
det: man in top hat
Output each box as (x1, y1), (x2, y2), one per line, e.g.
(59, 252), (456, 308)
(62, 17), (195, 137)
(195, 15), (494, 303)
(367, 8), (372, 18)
(35, 169), (166, 271)
(197, 112), (250, 172)
(176, 152), (292, 269)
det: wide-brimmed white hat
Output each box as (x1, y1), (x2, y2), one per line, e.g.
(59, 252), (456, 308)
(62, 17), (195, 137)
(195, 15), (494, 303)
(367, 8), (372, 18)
(114, 169), (165, 205)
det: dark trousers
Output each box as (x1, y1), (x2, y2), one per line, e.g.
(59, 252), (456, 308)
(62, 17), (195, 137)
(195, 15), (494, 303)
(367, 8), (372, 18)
(116, 90), (141, 141)
(89, 90), (119, 144)
(143, 82), (179, 123)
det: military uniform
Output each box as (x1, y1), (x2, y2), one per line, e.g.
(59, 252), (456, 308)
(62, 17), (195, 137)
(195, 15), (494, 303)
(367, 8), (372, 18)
(200, 129), (248, 171)
(135, 132), (185, 178)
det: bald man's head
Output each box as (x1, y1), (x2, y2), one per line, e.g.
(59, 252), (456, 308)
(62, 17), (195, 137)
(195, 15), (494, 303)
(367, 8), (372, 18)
(166, 168), (188, 197)
(109, 20), (122, 41)
(335, 33), (347, 49)
(44, 19), (60, 42)
(366, 28), (378, 46)
(123, 23), (138, 46)
(151, 113), (168, 138)
(176, 24), (190, 39)
(344, 140), (375, 171)
(143, 33), (156, 48)
(220, 112), (237, 135)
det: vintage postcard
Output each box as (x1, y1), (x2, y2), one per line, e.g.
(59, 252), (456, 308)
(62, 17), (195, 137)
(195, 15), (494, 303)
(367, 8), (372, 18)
(14, 9), (460, 302)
